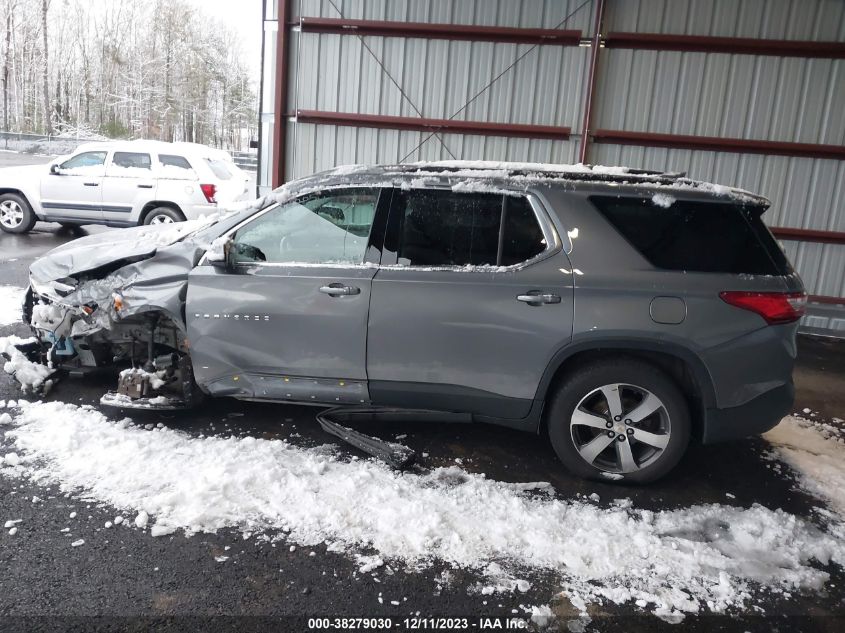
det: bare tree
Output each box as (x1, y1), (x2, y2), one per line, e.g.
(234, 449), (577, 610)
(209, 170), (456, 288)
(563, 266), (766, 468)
(1, 0), (257, 149)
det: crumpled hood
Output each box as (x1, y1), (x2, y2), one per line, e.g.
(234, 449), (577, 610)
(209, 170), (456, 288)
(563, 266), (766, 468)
(29, 220), (214, 283)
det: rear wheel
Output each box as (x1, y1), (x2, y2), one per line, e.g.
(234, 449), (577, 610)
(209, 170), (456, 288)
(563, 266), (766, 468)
(547, 359), (691, 484)
(0, 193), (36, 234)
(142, 206), (185, 225)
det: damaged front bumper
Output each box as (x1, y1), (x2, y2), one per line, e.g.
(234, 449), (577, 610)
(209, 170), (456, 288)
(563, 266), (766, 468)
(18, 268), (196, 406)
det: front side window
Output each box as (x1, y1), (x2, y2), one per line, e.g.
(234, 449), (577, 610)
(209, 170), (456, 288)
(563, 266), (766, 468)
(59, 151), (107, 169)
(231, 188), (378, 265)
(390, 190), (547, 267)
(111, 152), (152, 170)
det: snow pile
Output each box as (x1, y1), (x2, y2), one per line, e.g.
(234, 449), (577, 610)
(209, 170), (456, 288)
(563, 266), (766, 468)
(1, 400), (844, 616)
(765, 415), (845, 518)
(118, 367), (167, 390)
(652, 193), (676, 208)
(0, 285), (25, 326)
(30, 303), (70, 336)
(136, 218), (216, 247)
(1, 336), (54, 393)
(204, 235), (229, 262)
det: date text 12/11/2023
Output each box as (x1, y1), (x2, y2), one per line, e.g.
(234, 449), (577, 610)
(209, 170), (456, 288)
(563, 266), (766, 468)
(307, 616), (530, 630)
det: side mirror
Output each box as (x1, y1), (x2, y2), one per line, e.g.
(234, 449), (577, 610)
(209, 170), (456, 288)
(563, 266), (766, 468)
(50, 164), (60, 175)
(207, 236), (236, 272)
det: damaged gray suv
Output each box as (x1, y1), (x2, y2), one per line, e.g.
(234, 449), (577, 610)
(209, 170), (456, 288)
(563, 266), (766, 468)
(13, 162), (806, 483)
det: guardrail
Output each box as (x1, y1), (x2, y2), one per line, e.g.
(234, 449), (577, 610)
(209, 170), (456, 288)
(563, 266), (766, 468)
(0, 131), (105, 156)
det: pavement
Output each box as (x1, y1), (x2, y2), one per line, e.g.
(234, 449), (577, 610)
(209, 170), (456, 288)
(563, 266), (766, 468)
(1, 222), (844, 632)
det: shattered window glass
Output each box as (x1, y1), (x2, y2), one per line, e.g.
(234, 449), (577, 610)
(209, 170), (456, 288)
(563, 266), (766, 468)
(393, 190), (502, 267)
(391, 191), (546, 267)
(232, 188), (379, 265)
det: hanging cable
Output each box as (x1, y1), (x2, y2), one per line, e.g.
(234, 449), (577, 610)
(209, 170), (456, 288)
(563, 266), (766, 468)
(399, 0), (594, 163)
(324, 0), (458, 160)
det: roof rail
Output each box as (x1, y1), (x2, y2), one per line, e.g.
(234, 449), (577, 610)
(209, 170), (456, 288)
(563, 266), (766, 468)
(386, 162), (688, 184)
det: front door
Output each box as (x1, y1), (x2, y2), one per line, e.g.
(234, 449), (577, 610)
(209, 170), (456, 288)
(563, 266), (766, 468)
(40, 150), (107, 223)
(187, 187), (387, 405)
(101, 150), (156, 225)
(367, 188), (574, 420)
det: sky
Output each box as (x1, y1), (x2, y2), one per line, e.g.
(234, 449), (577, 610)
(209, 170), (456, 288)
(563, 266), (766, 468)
(190, 0), (263, 82)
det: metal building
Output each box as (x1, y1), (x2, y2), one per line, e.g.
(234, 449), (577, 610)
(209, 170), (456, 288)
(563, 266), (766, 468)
(259, 0), (845, 335)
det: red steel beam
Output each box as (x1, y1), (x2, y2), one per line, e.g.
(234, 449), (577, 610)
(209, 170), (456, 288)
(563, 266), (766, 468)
(296, 110), (571, 140)
(579, 0), (605, 164)
(771, 227), (845, 246)
(272, 0), (292, 188)
(297, 17), (582, 46)
(592, 129), (845, 160)
(604, 32), (845, 59)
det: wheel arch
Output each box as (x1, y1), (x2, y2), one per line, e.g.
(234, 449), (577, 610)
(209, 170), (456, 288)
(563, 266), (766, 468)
(0, 188), (37, 212)
(139, 201), (186, 224)
(536, 338), (716, 440)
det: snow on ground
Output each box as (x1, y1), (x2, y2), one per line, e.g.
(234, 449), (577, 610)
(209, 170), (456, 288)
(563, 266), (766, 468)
(1, 336), (55, 394)
(0, 285), (25, 326)
(1, 399), (844, 618)
(765, 415), (845, 518)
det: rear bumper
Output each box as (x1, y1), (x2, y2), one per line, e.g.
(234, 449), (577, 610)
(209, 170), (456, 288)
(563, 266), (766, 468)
(184, 203), (218, 220)
(701, 381), (794, 444)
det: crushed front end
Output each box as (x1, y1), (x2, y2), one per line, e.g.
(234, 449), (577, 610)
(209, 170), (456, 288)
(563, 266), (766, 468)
(15, 233), (206, 409)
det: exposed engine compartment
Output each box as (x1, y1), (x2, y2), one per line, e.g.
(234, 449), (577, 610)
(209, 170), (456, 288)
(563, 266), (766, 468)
(22, 241), (202, 410)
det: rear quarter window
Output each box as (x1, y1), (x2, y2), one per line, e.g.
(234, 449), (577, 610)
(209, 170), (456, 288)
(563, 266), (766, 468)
(159, 154), (192, 170)
(591, 195), (791, 276)
(204, 158), (232, 180)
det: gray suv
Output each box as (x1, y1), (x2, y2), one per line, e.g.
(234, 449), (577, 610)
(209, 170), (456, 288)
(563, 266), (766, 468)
(18, 162), (806, 483)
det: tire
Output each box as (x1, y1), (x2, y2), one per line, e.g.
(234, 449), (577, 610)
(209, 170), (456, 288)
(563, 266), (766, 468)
(0, 192), (37, 234)
(546, 358), (691, 484)
(142, 206), (185, 226)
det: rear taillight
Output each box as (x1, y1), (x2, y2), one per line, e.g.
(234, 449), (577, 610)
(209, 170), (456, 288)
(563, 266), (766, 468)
(719, 291), (807, 325)
(200, 183), (217, 203)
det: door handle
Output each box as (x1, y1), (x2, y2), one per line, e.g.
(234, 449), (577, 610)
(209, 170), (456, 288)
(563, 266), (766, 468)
(320, 283), (361, 297)
(517, 292), (561, 305)
(137, 184), (153, 189)
(83, 182), (99, 187)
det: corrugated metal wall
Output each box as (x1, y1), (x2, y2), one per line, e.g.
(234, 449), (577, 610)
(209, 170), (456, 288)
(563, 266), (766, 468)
(285, 0), (591, 178)
(260, 0), (845, 334)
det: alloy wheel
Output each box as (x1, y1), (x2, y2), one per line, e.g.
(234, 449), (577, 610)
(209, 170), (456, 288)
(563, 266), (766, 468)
(570, 383), (671, 473)
(0, 200), (24, 229)
(149, 214), (175, 225)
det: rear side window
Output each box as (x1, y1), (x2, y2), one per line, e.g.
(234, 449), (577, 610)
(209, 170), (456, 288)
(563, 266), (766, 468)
(112, 152), (151, 169)
(390, 190), (547, 267)
(591, 196), (791, 275)
(159, 154), (192, 170)
(204, 158), (232, 180)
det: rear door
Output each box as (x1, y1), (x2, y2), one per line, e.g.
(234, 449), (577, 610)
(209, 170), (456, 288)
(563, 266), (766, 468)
(187, 187), (388, 404)
(366, 188), (574, 419)
(39, 150), (106, 223)
(101, 151), (157, 225)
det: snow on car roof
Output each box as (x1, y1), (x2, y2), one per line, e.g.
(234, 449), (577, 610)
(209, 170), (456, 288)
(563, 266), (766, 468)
(305, 161), (769, 206)
(73, 139), (234, 161)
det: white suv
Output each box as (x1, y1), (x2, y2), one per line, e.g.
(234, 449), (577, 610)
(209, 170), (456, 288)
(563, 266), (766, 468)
(0, 140), (251, 233)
